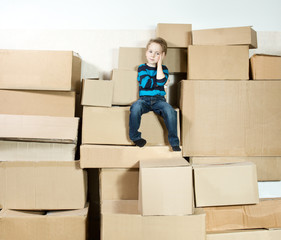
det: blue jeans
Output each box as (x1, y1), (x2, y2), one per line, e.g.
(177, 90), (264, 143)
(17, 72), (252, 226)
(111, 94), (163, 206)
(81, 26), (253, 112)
(129, 96), (179, 147)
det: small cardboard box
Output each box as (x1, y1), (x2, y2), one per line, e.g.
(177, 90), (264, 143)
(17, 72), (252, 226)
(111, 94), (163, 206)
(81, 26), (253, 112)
(0, 49), (81, 91)
(81, 79), (113, 107)
(192, 26), (257, 49)
(0, 90), (76, 117)
(187, 45), (249, 80)
(80, 145), (182, 168)
(139, 158), (193, 216)
(101, 200), (205, 240)
(193, 162), (259, 207)
(156, 23), (192, 47)
(250, 54), (281, 80)
(82, 106), (180, 146)
(0, 161), (87, 210)
(112, 69), (138, 105)
(0, 114), (79, 143)
(0, 206), (88, 240)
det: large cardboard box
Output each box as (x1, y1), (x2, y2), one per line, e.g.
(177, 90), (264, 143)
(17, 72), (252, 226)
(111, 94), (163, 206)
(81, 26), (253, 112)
(118, 47), (187, 73)
(250, 54), (281, 80)
(80, 145), (182, 168)
(81, 79), (113, 107)
(82, 106), (180, 146)
(112, 69), (138, 105)
(204, 198), (281, 232)
(0, 140), (76, 161)
(0, 114), (79, 143)
(193, 162), (259, 207)
(0, 206), (88, 240)
(180, 80), (281, 156)
(187, 45), (249, 80)
(0, 161), (87, 210)
(156, 23), (192, 47)
(101, 200), (205, 240)
(139, 158), (193, 216)
(0, 49), (81, 91)
(192, 26), (257, 48)
(100, 169), (139, 201)
(0, 90), (76, 117)
(190, 156), (281, 181)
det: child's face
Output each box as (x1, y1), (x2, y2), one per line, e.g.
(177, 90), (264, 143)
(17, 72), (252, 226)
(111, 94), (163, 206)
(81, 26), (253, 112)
(145, 42), (163, 66)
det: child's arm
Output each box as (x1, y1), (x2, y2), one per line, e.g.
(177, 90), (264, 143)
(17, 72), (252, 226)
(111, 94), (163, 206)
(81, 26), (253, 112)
(156, 52), (168, 86)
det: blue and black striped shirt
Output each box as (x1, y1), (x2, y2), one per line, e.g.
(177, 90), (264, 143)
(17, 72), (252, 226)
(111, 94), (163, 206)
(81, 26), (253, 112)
(137, 64), (169, 97)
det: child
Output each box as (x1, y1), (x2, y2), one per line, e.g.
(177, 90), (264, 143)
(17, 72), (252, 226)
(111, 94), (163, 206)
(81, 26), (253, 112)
(129, 37), (181, 151)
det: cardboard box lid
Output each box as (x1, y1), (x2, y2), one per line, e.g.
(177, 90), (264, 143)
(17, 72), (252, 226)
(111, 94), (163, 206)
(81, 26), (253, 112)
(140, 158), (189, 168)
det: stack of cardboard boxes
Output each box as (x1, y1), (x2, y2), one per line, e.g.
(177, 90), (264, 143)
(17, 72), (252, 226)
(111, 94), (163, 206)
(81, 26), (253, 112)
(0, 50), (88, 240)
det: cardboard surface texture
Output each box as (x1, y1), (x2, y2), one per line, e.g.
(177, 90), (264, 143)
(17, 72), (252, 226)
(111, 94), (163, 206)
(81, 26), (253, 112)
(81, 79), (113, 107)
(0, 114), (79, 143)
(187, 45), (249, 80)
(0, 161), (87, 210)
(192, 26), (257, 48)
(0, 49), (81, 91)
(193, 162), (259, 207)
(0, 90), (76, 117)
(180, 80), (281, 156)
(139, 158), (193, 216)
(101, 200), (205, 240)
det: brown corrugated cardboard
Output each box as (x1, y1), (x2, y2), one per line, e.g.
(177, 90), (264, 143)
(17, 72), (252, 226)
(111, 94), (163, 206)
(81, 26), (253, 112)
(190, 156), (281, 181)
(0, 206), (88, 240)
(82, 106), (180, 146)
(0, 90), (76, 117)
(0, 161), (87, 210)
(250, 54), (281, 80)
(193, 162), (259, 207)
(0, 49), (81, 91)
(118, 47), (187, 73)
(80, 145), (182, 168)
(100, 169), (139, 201)
(81, 79), (113, 107)
(187, 45), (249, 80)
(156, 23), (192, 47)
(139, 158), (193, 216)
(0, 140), (76, 161)
(101, 200), (205, 240)
(180, 80), (281, 156)
(192, 26), (257, 49)
(0, 114), (79, 143)
(112, 69), (138, 105)
(204, 198), (281, 231)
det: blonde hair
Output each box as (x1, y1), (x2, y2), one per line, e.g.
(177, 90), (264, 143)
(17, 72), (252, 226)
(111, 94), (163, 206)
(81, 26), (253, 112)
(146, 37), (168, 55)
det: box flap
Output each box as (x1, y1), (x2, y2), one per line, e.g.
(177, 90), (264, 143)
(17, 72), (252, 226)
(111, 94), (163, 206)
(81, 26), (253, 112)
(140, 158), (189, 168)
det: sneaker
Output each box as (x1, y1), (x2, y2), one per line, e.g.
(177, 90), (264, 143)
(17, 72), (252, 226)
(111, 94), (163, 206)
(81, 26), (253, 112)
(133, 138), (147, 147)
(172, 146), (181, 152)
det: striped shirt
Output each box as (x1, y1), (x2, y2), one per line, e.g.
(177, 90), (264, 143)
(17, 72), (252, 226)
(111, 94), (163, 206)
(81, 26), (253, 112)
(137, 63), (169, 97)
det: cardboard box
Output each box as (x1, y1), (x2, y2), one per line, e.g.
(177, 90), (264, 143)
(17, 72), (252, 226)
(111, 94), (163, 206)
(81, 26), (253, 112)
(0, 206), (88, 240)
(82, 106), (180, 146)
(156, 23), (192, 47)
(0, 114), (79, 143)
(112, 69), (138, 105)
(192, 26), (257, 48)
(81, 79), (113, 107)
(0, 140), (76, 161)
(207, 229), (281, 240)
(100, 169), (139, 201)
(187, 45), (249, 80)
(250, 54), (281, 80)
(0, 161), (87, 210)
(101, 200), (206, 240)
(118, 47), (187, 73)
(0, 90), (76, 117)
(190, 156), (281, 181)
(193, 162), (259, 207)
(204, 198), (281, 231)
(180, 80), (281, 156)
(0, 49), (81, 91)
(139, 158), (193, 216)
(80, 145), (182, 168)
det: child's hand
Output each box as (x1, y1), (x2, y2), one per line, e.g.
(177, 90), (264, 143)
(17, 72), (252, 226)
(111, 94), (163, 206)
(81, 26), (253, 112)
(158, 52), (165, 65)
